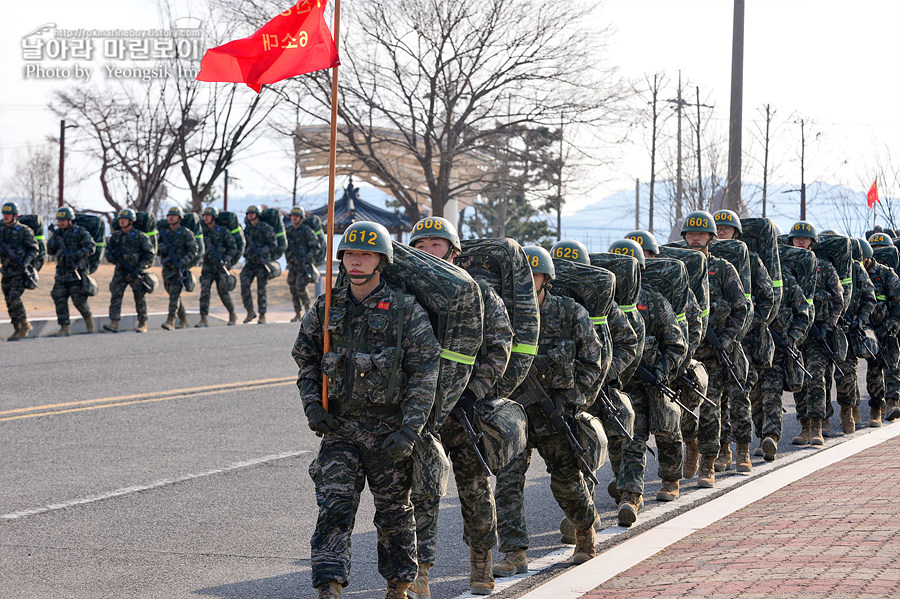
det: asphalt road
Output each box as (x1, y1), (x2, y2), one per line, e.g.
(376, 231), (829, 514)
(0, 322), (866, 599)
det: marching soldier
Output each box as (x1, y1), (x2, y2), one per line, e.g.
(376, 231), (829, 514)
(47, 206), (96, 337)
(241, 205), (276, 324)
(197, 207), (238, 327)
(865, 233), (900, 426)
(0, 201), (39, 340)
(158, 206), (198, 331)
(292, 221), (441, 599)
(286, 206), (320, 322)
(103, 209), (155, 333)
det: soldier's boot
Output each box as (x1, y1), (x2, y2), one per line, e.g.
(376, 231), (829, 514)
(161, 316), (176, 331)
(886, 399), (900, 421)
(469, 550), (494, 595)
(572, 525), (596, 564)
(16, 319), (32, 340)
(176, 306), (189, 329)
(7, 321), (20, 341)
(243, 310), (256, 324)
(102, 319), (120, 333)
(134, 319), (147, 333)
(870, 406), (883, 428)
(291, 310), (304, 322)
(841, 406), (855, 435)
(656, 479), (680, 502)
(821, 416), (837, 438)
(853, 406), (863, 429)
(52, 324), (71, 337)
(753, 442), (764, 457)
(714, 442), (732, 472)
(697, 455), (716, 488)
(195, 315), (209, 328)
(735, 443), (753, 473)
(617, 492), (642, 527)
(257, 313), (266, 324)
(84, 314), (94, 334)
(406, 563), (431, 599)
(761, 436), (778, 462)
(791, 420), (811, 445)
(384, 581), (410, 599)
(809, 418), (825, 446)
(316, 581), (341, 599)
(227, 310), (237, 326)
(607, 478), (622, 503)
(560, 516), (576, 544)
(493, 548), (527, 577)
(683, 437), (700, 479)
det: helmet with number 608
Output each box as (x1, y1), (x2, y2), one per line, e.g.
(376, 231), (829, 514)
(56, 206), (75, 221)
(550, 239), (590, 265)
(713, 209), (742, 236)
(524, 245), (555, 280)
(337, 221), (393, 263)
(408, 216), (461, 254)
(681, 210), (717, 236)
(624, 230), (659, 256)
(868, 232), (892, 248)
(608, 239), (645, 267)
(788, 221), (818, 243)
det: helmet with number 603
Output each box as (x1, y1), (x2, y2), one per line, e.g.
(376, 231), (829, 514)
(56, 206), (75, 221)
(624, 230), (659, 256)
(202, 206), (219, 219)
(2, 201), (19, 216)
(713, 209), (742, 236)
(408, 216), (461, 254)
(681, 210), (717, 236)
(788, 220), (818, 243)
(550, 239), (590, 265)
(868, 232), (892, 248)
(117, 208), (136, 222)
(858, 238), (874, 259)
(524, 245), (555, 280)
(337, 221), (393, 263)
(608, 239), (645, 267)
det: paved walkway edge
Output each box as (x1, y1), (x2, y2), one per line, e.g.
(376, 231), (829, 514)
(519, 420), (900, 599)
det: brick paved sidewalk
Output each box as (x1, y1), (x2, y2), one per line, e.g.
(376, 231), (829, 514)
(582, 436), (900, 598)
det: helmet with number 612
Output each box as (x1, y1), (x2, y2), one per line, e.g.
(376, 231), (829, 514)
(337, 221), (393, 263)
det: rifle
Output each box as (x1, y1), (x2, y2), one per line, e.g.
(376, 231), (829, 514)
(594, 386), (635, 444)
(452, 406), (492, 477)
(0, 239), (39, 288)
(107, 241), (153, 293)
(518, 370), (599, 485)
(245, 231), (274, 278)
(49, 224), (86, 283)
(204, 230), (233, 277)
(159, 228), (191, 290)
(675, 370), (716, 409)
(769, 326), (813, 378)
(705, 327), (747, 393)
(635, 365), (700, 421)
(810, 323), (845, 377)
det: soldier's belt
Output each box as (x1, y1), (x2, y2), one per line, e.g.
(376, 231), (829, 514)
(590, 316), (608, 325)
(619, 304), (637, 313)
(511, 343), (538, 355)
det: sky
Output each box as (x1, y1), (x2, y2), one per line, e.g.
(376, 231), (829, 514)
(0, 0), (897, 215)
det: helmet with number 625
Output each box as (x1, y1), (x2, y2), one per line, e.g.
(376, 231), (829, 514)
(524, 245), (555, 279)
(624, 230), (659, 256)
(337, 221), (393, 263)
(608, 239), (645, 267)
(681, 210), (717, 236)
(550, 239), (590, 265)
(408, 216), (461, 253)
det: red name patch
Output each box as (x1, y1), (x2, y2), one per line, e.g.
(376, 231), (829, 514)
(377, 301), (391, 310)
(637, 304), (647, 311)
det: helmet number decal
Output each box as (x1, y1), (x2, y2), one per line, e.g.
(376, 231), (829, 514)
(627, 235), (643, 245)
(793, 223), (811, 232)
(415, 218), (443, 231)
(715, 212), (733, 222)
(687, 217), (709, 228)
(553, 247), (578, 260)
(531, 255), (540, 267)
(345, 230), (380, 245)
(611, 247), (634, 257)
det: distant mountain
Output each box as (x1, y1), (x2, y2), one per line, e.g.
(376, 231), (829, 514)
(206, 184), (395, 215)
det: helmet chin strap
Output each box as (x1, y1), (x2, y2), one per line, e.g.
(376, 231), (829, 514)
(342, 260), (384, 285)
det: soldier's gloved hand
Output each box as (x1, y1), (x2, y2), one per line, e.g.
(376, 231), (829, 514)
(455, 390), (478, 414)
(305, 402), (338, 434)
(382, 426), (418, 459)
(652, 363), (669, 384)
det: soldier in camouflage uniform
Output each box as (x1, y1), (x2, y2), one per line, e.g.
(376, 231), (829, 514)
(680, 211), (749, 488)
(103, 209), (155, 333)
(47, 206), (97, 337)
(196, 207), (238, 327)
(292, 221), (441, 599)
(286, 206), (321, 322)
(865, 233), (900, 426)
(158, 206), (198, 331)
(241, 205), (276, 324)
(493, 246), (604, 576)
(408, 216), (512, 596)
(0, 201), (39, 340)
(789, 222), (844, 445)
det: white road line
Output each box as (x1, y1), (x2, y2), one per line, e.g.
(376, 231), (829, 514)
(1, 450), (309, 522)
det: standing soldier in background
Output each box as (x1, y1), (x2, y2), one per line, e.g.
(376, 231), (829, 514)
(0, 201), (39, 341)
(408, 216), (512, 596)
(103, 209), (155, 333)
(865, 233), (900, 426)
(292, 221), (441, 599)
(241, 205), (276, 324)
(286, 206), (320, 322)
(158, 206), (198, 331)
(47, 206), (96, 337)
(197, 207), (238, 327)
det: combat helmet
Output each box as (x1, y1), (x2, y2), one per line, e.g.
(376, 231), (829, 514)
(337, 221), (393, 263)
(167, 206), (184, 219)
(246, 205), (260, 215)
(820, 229), (839, 236)
(408, 216), (461, 256)
(202, 206), (219, 219)
(524, 245), (555, 280)
(713, 209), (742, 237)
(117, 208), (136, 222)
(624, 230), (658, 256)
(608, 239), (645, 267)
(2, 201), (19, 216)
(681, 210), (717, 237)
(550, 239), (590, 265)
(858, 238), (874, 259)
(56, 206), (75, 221)
(290, 206), (306, 219)
(868, 232), (892, 248)
(788, 221), (818, 244)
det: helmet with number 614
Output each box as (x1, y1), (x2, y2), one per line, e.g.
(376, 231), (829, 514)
(550, 239), (590, 265)
(337, 221), (393, 263)
(789, 220), (818, 243)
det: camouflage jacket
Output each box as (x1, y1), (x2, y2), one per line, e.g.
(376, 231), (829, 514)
(243, 221), (276, 264)
(607, 302), (640, 386)
(467, 281), (513, 400)
(843, 260), (876, 327)
(292, 281), (441, 435)
(866, 261), (900, 329)
(0, 220), (39, 272)
(684, 289), (704, 361)
(106, 228), (155, 273)
(47, 224), (95, 282)
(636, 286), (688, 380)
(749, 252), (775, 326)
(698, 255), (749, 358)
(157, 225), (198, 271)
(771, 270), (812, 345)
(286, 223), (319, 270)
(812, 257), (843, 327)
(201, 222), (238, 268)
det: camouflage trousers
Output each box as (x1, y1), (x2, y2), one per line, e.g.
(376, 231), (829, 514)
(308, 421), (417, 587)
(2, 271), (28, 323)
(162, 268), (187, 320)
(618, 387), (683, 494)
(721, 364), (755, 444)
(823, 354), (859, 421)
(240, 263), (268, 315)
(682, 358), (726, 457)
(51, 278), (91, 326)
(198, 264), (234, 315)
(288, 268), (312, 313)
(108, 268), (147, 321)
(794, 338), (831, 421)
(866, 334), (900, 410)
(412, 416), (497, 565)
(750, 350), (788, 441)
(495, 428), (597, 553)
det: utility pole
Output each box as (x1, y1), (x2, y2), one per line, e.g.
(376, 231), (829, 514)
(635, 178), (640, 229)
(224, 168), (229, 211)
(58, 119), (78, 208)
(799, 119), (806, 220)
(761, 104), (772, 218)
(649, 74), (660, 234)
(556, 114), (564, 241)
(694, 86), (714, 205)
(664, 71), (685, 238)
(725, 0), (745, 212)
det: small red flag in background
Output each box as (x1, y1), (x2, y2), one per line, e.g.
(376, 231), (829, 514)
(196, 0), (339, 93)
(868, 180), (880, 209)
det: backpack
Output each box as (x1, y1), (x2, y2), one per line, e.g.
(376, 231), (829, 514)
(741, 217), (783, 317)
(302, 214), (327, 264)
(457, 238), (540, 399)
(709, 239), (754, 340)
(642, 256), (691, 368)
(256, 208), (286, 260)
(658, 245), (710, 343)
(813, 235), (853, 314)
(778, 245), (818, 300)
(217, 211), (246, 258)
(17, 214), (46, 272)
(112, 211), (158, 254)
(873, 245), (900, 271)
(589, 252), (645, 383)
(73, 213), (105, 274)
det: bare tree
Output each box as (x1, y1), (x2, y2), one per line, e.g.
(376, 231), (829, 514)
(631, 72), (670, 233)
(6, 144), (58, 216)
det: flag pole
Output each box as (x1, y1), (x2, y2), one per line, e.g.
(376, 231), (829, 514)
(322, 0), (341, 412)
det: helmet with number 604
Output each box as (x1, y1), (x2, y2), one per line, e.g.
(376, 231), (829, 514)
(550, 239), (590, 265)
(681, 210), (717, 236)
(789, 220), (818, 243)
(713, 209), (742, 236)
(607, 239), (645, 267)
(523, 245), (555, 279)
(624, 230), (658, 256)
(868, 232), (892, 248)
(408, 216), (461, 253)
(337, 221), (393, 262)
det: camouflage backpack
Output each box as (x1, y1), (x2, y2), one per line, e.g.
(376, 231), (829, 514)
(873, 244), (900, 271)
(17, 214), (46, 272)
(778, 245), (818, 300)
(642, 256), (692, 369)
(257, 208), (287, 260)
(217, 210), (246, 258)
(813, 235), (853, 314)
(160, 212), (205, 268)
(72, 213), (105, 274)
(741, 217), (783, 317)
(709, 238), (754, 340)
(658, 244), (710, 344)
(457, 238), (540, 398)
(303, 214), (327, 264)
(590, 252), (645, 384)
(112, 211), (158, 254)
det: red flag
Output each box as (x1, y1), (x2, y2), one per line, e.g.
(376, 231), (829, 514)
(196, 0), (340, 93)
(868, 179), (880, 209)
